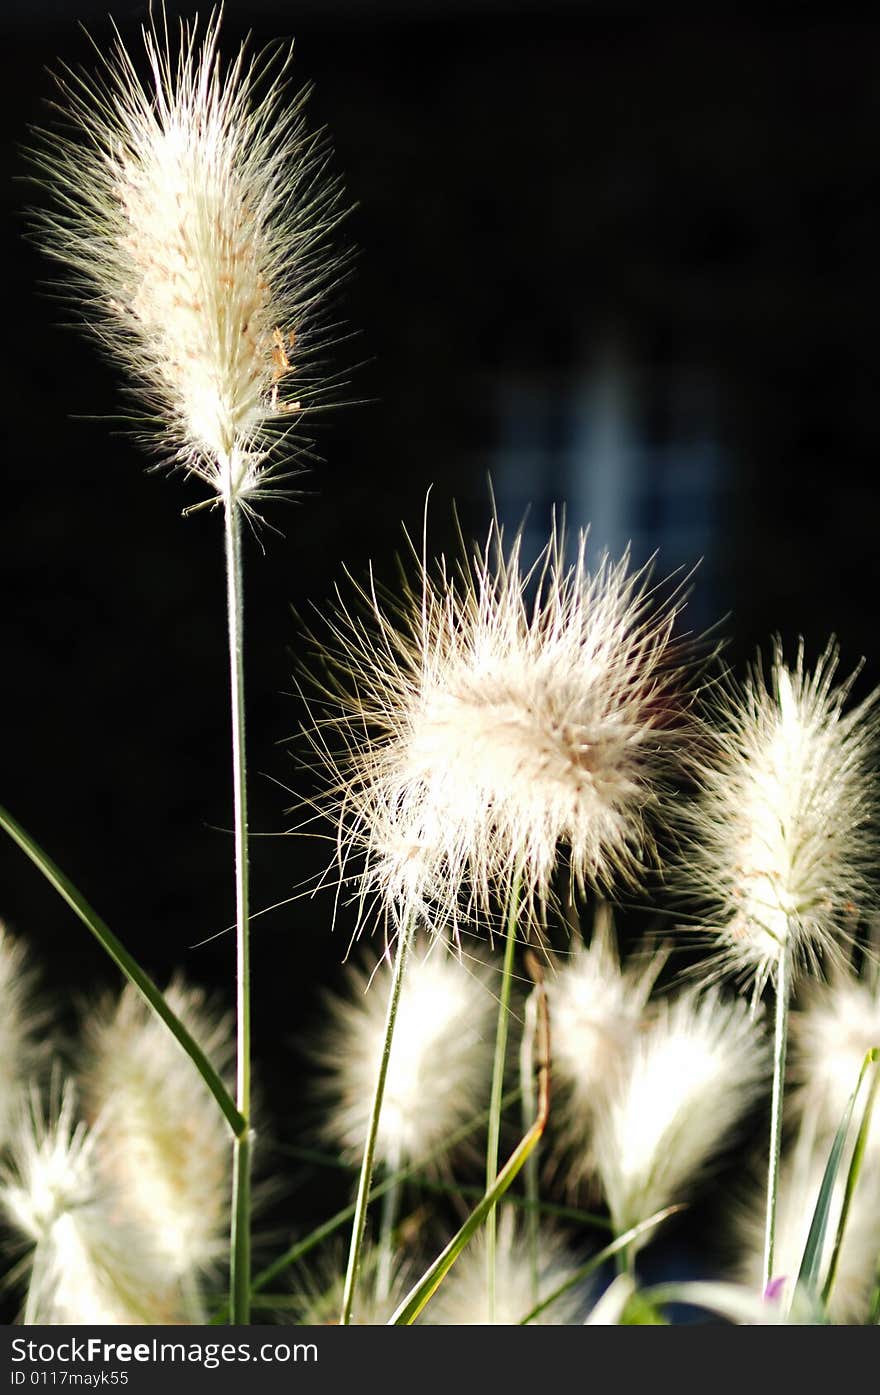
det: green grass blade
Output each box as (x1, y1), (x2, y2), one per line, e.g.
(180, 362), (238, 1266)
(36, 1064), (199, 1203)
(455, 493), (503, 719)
(795, 1047), (879, 1304)
(519, 1206), (683, 1324)
(387, 1112), (545, 1325)
(822, 1047), (880, 1307)
(0, 802), (244, 1137)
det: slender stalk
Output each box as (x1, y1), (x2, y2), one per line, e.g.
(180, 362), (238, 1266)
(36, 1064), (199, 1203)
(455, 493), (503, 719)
(486, 873), (521, 1322)
(762, 940), (791, 1292)
(519, 986), (540, 1307)
(340, 917), (414, 1325)
(223, 489), (252, 1325)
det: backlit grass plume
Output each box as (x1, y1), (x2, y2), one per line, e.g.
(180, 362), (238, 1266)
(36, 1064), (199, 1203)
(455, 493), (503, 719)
(79, 979), (235, 1302)
(0, 1083), (176, 1324)
(593, 987), (769, 1241)
(306, 517), (689, 939)
(0, 923), (44, 1150)
(314, 941), (495, 1167)
(686, 641), (880, 999)
(791, 958), (880, 1158)
(546, 907), (666, 1187)
(30, 8), (345, 507)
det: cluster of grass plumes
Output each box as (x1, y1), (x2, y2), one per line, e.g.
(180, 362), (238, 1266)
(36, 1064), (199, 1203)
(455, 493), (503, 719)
(4, 2), (880, 1332)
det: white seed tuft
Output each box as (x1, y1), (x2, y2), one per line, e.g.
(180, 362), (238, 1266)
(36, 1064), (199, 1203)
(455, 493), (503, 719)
(78, 979), (235, 1285)
(546, 906), (666, 1186)
(0, 1083), (176, 1324)
(31, 9), (346, 508)
(790, 958), (880, 1160)
(684, 641), (880, 997)
(734, 1128), (880, 1323)
(593, 986), (769, 1238)
(304, 517), (689, 939)
(0, 923), (44, 1150)
(314, 940), (496, 1167)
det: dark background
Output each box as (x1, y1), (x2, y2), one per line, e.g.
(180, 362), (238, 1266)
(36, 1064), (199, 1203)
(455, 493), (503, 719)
(2, 0), (880, 1309)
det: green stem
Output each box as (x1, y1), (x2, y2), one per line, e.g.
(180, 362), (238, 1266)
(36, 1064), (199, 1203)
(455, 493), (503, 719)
(486, 873), (520, 1322)
(0, 803), (243, 1136)
(762, 941), (791, 1292)
(519, 986), (540, 1308)
(224, 490), (252, 1325)
(340, 917), (414, 1325)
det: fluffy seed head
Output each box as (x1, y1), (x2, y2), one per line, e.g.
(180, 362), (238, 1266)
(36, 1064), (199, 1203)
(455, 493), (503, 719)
(684, 641), (880, 997)
(0, 923), (44, 1149)
(314, 941), (496, 1166)
(593, 986), (769, 1238)
(422, 1210), (584, 1325)
(791, 958), (880, 1157)
(31, 9), (345, 507)
(304, 517), (689, 939)
(78, 979), (234, 1280)
(546, 906), (666, 1185)
(0, 1083), (176, 1324)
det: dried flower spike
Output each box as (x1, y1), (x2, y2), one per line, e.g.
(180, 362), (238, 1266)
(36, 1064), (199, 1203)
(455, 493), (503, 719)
(686, 641), (880, 997)
(31, 8), (345, 509)
(305, 516), (689, 939)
